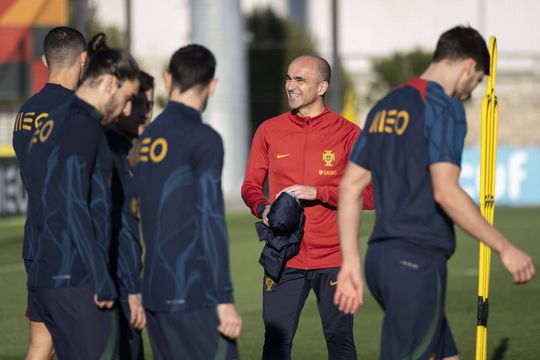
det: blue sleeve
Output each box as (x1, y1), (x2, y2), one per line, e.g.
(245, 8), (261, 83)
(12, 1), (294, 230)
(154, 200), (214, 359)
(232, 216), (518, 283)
(115, 157), (143, 294)
(424, 97), (467, 166)
(61, 120), (117, 300)
(193, 129), (234, 304)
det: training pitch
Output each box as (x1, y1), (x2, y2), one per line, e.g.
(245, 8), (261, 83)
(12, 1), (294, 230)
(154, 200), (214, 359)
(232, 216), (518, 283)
(0, 208), (538, 359)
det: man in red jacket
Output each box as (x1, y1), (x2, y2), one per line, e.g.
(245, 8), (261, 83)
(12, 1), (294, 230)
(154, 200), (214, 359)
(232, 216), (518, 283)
(241, 55), (374, 360)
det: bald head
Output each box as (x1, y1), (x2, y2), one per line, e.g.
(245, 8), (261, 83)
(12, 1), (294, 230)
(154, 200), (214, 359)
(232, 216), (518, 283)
(285, 55), (331, 116)
(290, 55), (331, 84)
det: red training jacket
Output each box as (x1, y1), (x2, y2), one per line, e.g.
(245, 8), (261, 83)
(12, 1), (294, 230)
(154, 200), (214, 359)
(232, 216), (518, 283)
(241, 107), (375, 270)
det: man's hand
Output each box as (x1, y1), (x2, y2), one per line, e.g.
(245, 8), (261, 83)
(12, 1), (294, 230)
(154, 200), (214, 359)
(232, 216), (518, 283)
(429, 163), (535, 286)
(128, 293), (147, 330)
(499, 242), (535, 284)
(261, 204), (271, 226)
(216, 303), (242, 339)
(333, 263), (364, 314)
(93, 294), (114, 309)
(278, 184), (317, 201)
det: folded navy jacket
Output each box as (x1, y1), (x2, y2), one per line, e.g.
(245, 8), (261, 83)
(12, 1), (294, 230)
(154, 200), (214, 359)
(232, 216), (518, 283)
(256, 191), (305, 281)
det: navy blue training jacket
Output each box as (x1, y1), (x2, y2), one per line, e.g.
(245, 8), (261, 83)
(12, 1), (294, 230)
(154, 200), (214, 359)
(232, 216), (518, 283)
(135, 101), (234, 312)
(12, 83), (73, 270)
(106, 130), (143, 294)
(26, 96), (117, 300)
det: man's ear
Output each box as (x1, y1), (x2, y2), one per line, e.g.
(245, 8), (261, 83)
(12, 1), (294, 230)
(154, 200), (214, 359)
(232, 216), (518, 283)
(318, 81), (329, 97)
(80, 51), (88, 69)
(207, 78), (218, 97)
(102, 74), (118, 95)
(163, 72), (173, 93)
(463, 58), (476, 76)
(41, 55), (48, 68)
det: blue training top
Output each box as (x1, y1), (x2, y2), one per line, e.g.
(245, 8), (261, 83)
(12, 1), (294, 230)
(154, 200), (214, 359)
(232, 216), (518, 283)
(106, 130), (143, 295)
(349, 77), (467, 257)
(135, 101), (234, 312)
(26, 96), (117, 300)
(12, 83), (74, 270)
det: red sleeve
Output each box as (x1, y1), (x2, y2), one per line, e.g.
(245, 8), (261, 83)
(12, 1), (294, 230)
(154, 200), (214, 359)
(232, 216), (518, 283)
(362, 183), (375, 210)
(346, 123), (375, 210)
(315, 185), (338, 207)
(241, 124), (269, 217)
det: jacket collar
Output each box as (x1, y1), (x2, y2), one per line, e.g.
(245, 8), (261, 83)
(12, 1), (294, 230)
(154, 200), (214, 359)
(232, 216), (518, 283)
(167, 101), (202, 123)
(287, 105), (331, 126)
(42, 83), (73, 96)
(72, 95), (103, 123)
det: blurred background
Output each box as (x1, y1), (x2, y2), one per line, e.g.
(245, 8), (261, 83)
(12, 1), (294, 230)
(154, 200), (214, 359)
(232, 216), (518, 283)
(0, 0), (539, 213)
(0, 1), (539, 359)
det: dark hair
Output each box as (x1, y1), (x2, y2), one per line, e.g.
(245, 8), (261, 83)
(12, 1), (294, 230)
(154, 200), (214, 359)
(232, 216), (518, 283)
(168, 44), (216, 92)
(43, 26), (86, 68)
(80, 48), (140, 84)
(432, 26), (490, 75)
(87, 32), (108, 58)
(139, 71), (154, 92)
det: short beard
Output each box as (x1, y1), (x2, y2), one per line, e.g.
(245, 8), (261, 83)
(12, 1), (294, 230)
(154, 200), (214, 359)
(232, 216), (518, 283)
(102, 94), (118, 125)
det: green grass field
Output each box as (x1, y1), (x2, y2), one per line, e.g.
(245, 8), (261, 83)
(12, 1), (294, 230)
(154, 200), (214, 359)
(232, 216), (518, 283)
(1, 208), (539, 359)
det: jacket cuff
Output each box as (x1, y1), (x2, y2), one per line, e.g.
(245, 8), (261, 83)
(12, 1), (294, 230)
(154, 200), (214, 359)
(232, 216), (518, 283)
(257, 202), (268, 218)
(95, 281), (118, 301)
(315, 186), (326, 202)
(129, 277), (142, 294)
(217, 291), (234, 304)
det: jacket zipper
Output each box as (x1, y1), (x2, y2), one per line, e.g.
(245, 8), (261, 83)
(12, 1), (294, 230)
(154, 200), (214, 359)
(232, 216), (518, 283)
(302, 117), (311, 270)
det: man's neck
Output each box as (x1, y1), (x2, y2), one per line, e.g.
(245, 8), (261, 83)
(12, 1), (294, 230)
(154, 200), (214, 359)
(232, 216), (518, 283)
(169, 88), (205, 113)
(296, 101), (325, 118)
(420, 61), (463, 97)
(48, 69), (78, 91)
(75, 86), (102, 114)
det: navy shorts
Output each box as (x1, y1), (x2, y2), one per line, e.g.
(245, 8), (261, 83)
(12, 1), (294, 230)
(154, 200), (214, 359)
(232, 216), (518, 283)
(27, 283), (119, 360)
(146, 307), (239, 360)
(262, 267), (356, 360)
(365, 240), (458, 360)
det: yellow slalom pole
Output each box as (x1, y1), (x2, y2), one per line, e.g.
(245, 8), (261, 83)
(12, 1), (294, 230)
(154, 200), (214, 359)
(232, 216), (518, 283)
(475, 36), (498, 360)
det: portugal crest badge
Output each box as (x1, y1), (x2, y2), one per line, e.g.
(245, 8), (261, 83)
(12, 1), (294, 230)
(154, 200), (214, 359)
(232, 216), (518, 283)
(322, 150), (335, 167)
(265, 277), (275, 292)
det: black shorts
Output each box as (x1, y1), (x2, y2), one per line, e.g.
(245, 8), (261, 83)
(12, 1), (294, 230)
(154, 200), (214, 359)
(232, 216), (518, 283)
(146, 307), (239, 360)
(365, 240), (458, 360)
(28, 283), (119, 360)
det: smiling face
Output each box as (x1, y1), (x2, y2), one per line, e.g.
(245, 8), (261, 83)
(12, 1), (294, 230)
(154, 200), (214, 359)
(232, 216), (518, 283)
(285, 56), (328, 117)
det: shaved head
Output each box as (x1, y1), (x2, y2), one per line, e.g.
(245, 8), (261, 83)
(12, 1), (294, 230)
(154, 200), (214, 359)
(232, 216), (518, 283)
(285, 54), (331, 116)
(43, 26), (86, 70)
(290, 55), (331, 83)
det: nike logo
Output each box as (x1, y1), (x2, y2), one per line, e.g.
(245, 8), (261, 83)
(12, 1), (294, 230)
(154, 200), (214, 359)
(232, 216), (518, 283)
(329, 281), (338, 286)
(276, 154), (291, 159)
